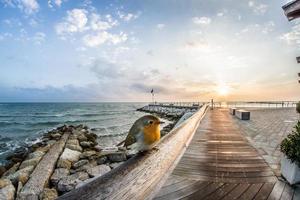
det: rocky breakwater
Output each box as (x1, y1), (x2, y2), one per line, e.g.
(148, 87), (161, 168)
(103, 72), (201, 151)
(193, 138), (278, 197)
(137, 104), (199, 136)
(0, 125), (130, 200)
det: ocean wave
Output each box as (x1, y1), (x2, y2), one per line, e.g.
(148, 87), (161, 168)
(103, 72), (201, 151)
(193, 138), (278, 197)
(0, 121), (25, 126)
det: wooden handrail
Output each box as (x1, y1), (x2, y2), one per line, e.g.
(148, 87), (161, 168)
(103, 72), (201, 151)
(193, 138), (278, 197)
(58, 104), (209, 200)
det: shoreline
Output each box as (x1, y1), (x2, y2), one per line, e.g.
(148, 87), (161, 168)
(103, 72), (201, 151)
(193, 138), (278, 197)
(0, 106), (182, 199)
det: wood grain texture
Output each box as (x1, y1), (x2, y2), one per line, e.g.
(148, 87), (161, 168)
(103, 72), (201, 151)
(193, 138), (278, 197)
(58, 105), (209, 200)
(154, 109), (300, 200)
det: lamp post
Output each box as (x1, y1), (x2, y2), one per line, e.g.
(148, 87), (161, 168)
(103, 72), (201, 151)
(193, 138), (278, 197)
(283, 0), (300, 84)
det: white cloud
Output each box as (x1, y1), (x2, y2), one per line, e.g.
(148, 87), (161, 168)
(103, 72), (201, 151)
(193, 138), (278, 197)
(280, 23), (300, 45)
(248, 1), (268, 15)
(55, 8), (127, 47)
(2, 0), (39, 14)
(82, 31), (127, 47)
(55, 9), (88, 35)
(48, 0), (63, 8)
(192, 17), (211, 25)
(32, 32), (46, 45)
(236, 21), (275, 36)
(117, 11), (140, 22)
(157, 23), (165, 29)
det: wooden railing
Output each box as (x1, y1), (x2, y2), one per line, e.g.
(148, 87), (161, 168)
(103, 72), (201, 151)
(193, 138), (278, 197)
(212, 101), (299, 108)
(58, 104), (209, 200)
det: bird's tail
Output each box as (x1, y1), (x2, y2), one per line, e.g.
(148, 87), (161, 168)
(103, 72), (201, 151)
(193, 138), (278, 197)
(116, 140), (125, 146)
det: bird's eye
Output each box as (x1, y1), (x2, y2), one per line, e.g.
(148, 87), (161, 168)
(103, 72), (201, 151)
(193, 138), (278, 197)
(149, 120), (153, 124)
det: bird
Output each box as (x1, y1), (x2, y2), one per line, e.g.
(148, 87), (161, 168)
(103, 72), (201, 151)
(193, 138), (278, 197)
(117, 115), (162, 152)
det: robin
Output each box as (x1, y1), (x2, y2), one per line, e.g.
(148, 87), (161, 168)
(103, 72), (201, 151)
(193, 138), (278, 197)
(117, 115), (162, 152)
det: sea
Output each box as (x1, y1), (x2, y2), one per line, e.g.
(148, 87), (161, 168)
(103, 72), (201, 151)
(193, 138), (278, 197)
(0, 102), (164, 164)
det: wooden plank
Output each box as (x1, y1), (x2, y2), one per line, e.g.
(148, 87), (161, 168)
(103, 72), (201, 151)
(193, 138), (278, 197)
(154, 181), (208, 200)
(204, 183), (238, 200)
(239, 183), (263, 200)
(181, 182), (224, 200)
(267, 181), (286, 200)
(58, 105), (209, 200)
(222, 183), (251, 200)
(280, 183), (295, 200)
(18, 133), (70, 199)
(253, 182), (276, 200)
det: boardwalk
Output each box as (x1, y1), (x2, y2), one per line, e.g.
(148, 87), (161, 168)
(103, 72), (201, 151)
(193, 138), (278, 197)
(154, 108), (300, 200)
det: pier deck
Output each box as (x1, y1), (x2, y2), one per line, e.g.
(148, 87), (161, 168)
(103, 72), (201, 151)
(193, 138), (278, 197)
(154, 108), (300, 200)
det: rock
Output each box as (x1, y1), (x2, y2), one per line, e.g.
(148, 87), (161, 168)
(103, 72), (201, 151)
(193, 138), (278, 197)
(107, 152), (127, 162)
(77, 133), (87, 142)
(36, 145), (51, 153)
(0, 179), (11, 189)
(86, 165), (111, 178)
(47, 140), (57, 146)
(80, 141), (93, 148)
(67, 139), (79, 146)
(27, 151), (45, 159)
(57, 172), (89, 193)
(60, 148), (81, 163)
(93, 145), (102, 152)
(6, 147), (29, 161)
(73, 161), (97, 173)
(57, 159), (72, 170)
(6, 166), (34, 185)
(40, 188), (58, 200)
(2, 162), (20, 177)
(0, 166), (6, 177)
(19, 156), (42, 169)
(79, 150), (96, 159)
(101, 147), (118, 153)
(96, 156), (107, 165)
(50, 168), (70, 186)
(50, 133), (61, 140)
(73, 160), (89, 169)
(0, 179), (15, 200)
(16, 181), (23, 198)
(118, 146), (127, 151)
(18, 173), (29, 185)
(110, 162), (124, 169)
(85, 132), (97, 142)
(65, 144), (82, 152)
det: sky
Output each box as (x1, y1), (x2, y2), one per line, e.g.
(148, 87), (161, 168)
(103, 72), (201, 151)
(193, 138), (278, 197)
(0, 0), (299, 102)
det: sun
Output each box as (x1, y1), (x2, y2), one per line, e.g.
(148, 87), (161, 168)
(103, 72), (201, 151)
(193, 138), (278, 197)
(217, 85), (230, 96)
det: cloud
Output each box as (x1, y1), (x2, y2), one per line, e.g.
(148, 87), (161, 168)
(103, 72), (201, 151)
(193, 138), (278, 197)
(236, 21), (275, 36)
(192, 17), (211, 25)
(32, 32), (46, 45)
(55, 9), (127, 47)
(156, 23), (165, 29)
(3, 0), (39, 15)
(55, 9), (88, 35)
(117, 11), (140, 22)
(82, 31), (127, 47)
(248, 1), (268, 15)
(280, 23), (300, 45)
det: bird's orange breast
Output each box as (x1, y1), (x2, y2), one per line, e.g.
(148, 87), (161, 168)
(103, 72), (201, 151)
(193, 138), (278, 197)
(143, 124), (160, 145)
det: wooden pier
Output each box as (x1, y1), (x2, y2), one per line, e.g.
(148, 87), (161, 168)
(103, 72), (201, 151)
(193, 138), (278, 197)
(154, 109), (299, 200)
(58, 105), (299, 200)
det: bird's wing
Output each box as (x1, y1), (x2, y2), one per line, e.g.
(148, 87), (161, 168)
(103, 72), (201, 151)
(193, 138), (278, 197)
(124, 120), (142, 147)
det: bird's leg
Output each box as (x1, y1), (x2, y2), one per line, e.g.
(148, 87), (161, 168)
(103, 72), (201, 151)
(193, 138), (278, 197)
(152, 146), (159, 152)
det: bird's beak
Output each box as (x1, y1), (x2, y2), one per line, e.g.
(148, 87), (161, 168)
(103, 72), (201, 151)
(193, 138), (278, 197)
(159, 121), (165, 124)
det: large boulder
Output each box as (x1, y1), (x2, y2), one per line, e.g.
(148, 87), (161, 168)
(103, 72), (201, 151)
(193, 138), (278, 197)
(50, 168), (70, 186)
(86, 165), (111, 178)
(2, 162), (20, 177)
(39, 188), (58, 200)
(65, 144), (82, 152)
(57, 159), (72, 170)
(0, 179), (15, 200)
(79, 150), (96, 160)
(60, 148), (81, 163)
(57, 172), (89, 193)
(19, 156), (42, 169)
(6, 166), (34, 185)
(27, 151), (45, 159)
(79, 141), (93, 148)
(73, 160), (89, 169)
(107, 152), (127, 162)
